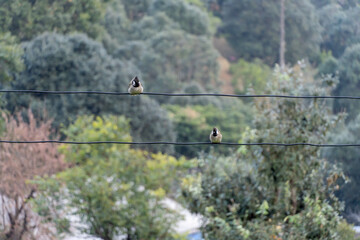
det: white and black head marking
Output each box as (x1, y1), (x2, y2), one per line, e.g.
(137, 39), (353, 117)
(132, 76), (140, 87)
(212, 127), (219, 136)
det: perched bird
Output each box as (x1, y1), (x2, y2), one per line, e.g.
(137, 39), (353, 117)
(128, 76), (143, 95)
(209, 127), (222, 143)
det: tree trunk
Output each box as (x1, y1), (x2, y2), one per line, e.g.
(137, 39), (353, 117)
(280, 0), (286, 71)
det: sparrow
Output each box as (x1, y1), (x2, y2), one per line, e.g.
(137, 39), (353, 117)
(128, 76), (143, 95)
(209, 127), (222, 143)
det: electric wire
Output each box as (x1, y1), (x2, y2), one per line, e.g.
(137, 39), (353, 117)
(1, 89), (360, 99)
(1, 89), (359, 147)
(0, 140), (359, 147)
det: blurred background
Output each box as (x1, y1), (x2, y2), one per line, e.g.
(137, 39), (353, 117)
(0, 0), (360, 239)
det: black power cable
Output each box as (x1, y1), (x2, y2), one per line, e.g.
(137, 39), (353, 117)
(1, 89), (360, 99)
(0, 140), (359, 147)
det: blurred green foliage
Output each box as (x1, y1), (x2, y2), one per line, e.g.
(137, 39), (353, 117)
(0, 32), (23, 83)
(312, 0), (358, 9)
(0, 31), (23, 136)
(0, 0), (360, 236)
(128, 30), (218, 96)
(318, 4), (360, 58)
(150, 0), (210, 36)
(183, 66), (349, 239)
(311, 0), (331, 8)
(316, 51), (338, 78)
(166, 100), (252, 157)
(121, 0), (151, 21)
(104, 0), (220, 97)
(168, 82), (222, 107)
(32, 115), (191, 239)
(5, 32), (176, 153)
(230, 58), (271, 94)
(324, 114), (360, 221)
(0, 0), (110, 41)
(333, 44), (360, 120)
(2, 0), (221, 156)
(184, 0), (221, 34)
(336, 221), (360, 240)
(219, 0), (322, 65)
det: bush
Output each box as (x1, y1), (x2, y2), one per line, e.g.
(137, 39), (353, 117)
(183, 65), (345, 239)
(32, 115), (191, 239)
(0, 110), (65, 239)
(333, 44), (360, 120)
(166, 100), (252, 158)
(336, 221), (360, 240)
(230, 58), (271, 94)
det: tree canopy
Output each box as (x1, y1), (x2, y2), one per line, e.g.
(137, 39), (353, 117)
(0, 0), (110, 41)
(183, 66), (346, 239)
(333, 44), (360, 120)
(0, 32), (23, 83)
(32, 115), (190, 239)
(5, 32), (176, 153)
(324, 114), (360, 222)
(219, 0), (322, 65)
(104, 0), (219, 96)
(319, 4), (360, 58)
